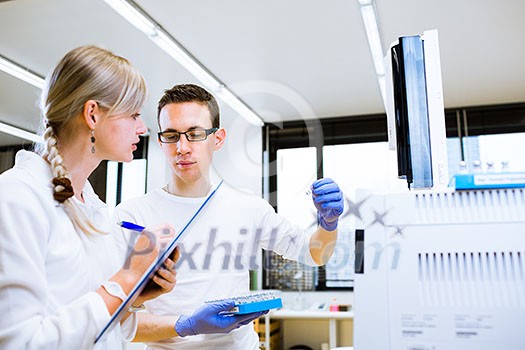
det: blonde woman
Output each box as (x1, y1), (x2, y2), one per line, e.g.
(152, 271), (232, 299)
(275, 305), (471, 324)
(0, 45), (178, 349)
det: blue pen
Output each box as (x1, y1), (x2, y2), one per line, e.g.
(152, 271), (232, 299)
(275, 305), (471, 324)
(119, 221), (145, 231)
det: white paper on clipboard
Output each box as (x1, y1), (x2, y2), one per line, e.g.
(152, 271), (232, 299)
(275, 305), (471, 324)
(95, 181), (223, 343)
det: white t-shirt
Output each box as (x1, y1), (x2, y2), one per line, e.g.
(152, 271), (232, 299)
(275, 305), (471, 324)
(0, 151), (136, 350)
(114, 182), (316, 350)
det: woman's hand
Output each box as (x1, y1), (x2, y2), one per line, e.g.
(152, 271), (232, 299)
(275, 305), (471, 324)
(114, 223), (176, 294)
(99, 223), (176, 314)
(135, 246), (180, 305)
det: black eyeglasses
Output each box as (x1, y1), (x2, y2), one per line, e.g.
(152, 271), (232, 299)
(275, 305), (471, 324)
(158, 127), (218, 143)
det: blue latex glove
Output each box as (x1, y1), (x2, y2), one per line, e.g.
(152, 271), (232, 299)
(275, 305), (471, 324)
(175, 300), (267, 337)
(311, 178), (344, 231)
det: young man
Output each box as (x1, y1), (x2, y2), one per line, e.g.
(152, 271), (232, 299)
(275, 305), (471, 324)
(115, 84), (344, 349)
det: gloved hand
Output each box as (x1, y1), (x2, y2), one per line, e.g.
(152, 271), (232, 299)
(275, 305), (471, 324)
(175, 300), (267, 337)
(311, 178), (344, 231)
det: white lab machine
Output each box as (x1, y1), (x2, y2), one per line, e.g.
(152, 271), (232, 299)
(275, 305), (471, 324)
(353, 188), (525, 349)
(352, 30), (525, 349)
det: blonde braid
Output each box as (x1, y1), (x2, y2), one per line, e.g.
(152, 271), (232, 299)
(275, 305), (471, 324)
(44, 126), (74, 201)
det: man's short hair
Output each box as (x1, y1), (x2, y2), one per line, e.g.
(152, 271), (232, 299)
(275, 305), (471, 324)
(157, 84), (220, 129)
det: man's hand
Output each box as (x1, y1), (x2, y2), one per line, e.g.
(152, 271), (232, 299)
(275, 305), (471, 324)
(311, 178), (344, 231)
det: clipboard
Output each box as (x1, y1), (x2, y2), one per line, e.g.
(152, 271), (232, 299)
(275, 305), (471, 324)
(95, 181), (223, 343)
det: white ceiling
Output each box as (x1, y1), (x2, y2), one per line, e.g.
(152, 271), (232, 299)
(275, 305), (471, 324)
(0, 0), (524, 147)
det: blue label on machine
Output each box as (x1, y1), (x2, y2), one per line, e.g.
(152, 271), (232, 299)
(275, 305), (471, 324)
(453, 172), (525, 190)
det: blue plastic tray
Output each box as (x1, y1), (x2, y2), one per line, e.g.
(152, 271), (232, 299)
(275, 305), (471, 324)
(232, 297), (283, 314)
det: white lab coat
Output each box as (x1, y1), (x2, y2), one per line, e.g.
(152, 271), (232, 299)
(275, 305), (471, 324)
(115, 183), (316, 350)
(0, 150), (136, 349)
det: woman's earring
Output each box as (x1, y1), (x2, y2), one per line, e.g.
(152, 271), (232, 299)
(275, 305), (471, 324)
(90, 129), (96, 154)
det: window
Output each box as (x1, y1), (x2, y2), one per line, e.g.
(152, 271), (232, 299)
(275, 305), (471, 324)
(106, 159), (147, 214)
(264, 147), (317, 291)
(276, 147), (317, 227)
(106, 136), (149, 213)
(263, 102), (525, 291)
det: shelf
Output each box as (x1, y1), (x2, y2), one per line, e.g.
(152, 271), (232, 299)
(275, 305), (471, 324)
(270, 309), (354, 319)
